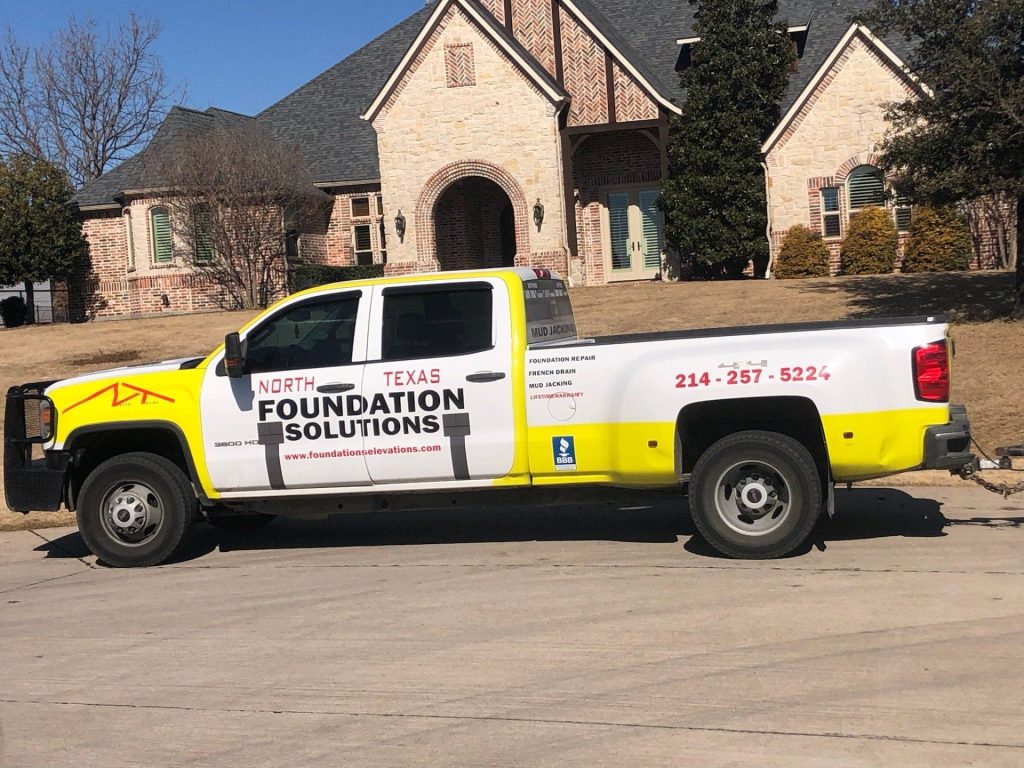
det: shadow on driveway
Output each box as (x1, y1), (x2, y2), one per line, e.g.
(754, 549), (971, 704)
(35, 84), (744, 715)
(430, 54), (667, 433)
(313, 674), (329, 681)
(31, 487), (1023, 566)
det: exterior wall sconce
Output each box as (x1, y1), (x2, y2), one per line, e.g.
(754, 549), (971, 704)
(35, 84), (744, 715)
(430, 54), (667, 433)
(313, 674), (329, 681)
(533, 199), (545, 230)
(160, 293), (170, 308)
(395, 210), (407, 243)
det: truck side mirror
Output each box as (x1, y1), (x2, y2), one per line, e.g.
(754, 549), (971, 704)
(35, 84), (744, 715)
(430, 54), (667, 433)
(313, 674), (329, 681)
(224, 332), (246, 379)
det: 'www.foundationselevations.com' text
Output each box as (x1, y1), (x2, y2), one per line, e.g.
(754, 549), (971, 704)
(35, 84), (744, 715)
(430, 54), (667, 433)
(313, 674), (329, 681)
(284, 445), (443, 461)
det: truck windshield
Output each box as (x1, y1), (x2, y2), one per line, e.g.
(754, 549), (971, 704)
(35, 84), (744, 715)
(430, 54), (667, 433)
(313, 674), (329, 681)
(524, 278), (577, 345)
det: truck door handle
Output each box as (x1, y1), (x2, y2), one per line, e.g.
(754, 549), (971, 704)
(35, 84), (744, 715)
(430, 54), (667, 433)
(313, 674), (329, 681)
(317, 383), (356, 394)
(466, 372), (506, 383)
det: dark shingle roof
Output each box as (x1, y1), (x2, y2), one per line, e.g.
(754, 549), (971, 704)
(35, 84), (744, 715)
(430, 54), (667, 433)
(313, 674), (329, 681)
(77, 0), (914, 207)
(74, 106), (256, 206)
(580, 0), (903, 113)
(256, 6), (435, 185)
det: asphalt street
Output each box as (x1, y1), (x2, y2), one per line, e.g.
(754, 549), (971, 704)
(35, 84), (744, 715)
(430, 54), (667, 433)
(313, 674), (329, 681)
(1, 486), (1022, 767)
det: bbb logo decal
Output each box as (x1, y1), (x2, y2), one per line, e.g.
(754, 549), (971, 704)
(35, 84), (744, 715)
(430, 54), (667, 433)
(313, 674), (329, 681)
(553, 436), (577, 471)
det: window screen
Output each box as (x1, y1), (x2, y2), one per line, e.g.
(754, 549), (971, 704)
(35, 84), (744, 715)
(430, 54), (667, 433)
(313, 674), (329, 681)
(381, 285), (492, 361)
(245, 294), (360, 373)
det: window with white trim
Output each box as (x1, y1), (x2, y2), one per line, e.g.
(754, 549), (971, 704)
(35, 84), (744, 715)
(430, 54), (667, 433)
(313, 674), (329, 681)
(894, 195), (913, 232)
(351, 197), (370, 218)
(821, 187), (841, 237)
(353, 224), (373, 265)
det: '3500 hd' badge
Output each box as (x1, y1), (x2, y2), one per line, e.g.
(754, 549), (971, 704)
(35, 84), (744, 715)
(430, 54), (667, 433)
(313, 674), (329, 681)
(553, 436), (577, 471)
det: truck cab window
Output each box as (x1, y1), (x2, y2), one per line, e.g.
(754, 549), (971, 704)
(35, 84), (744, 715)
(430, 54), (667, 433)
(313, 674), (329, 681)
(381, 285), (492, 361)
(246, 294), (360, 373)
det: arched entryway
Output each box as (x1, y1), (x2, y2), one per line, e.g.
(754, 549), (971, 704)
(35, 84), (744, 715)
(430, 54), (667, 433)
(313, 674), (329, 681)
(415, 160), (530, 272)
(434, 177), (517, 270)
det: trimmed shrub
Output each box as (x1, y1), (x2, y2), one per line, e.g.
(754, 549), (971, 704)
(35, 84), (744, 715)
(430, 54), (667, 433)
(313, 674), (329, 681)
(774, 225), (830, 279)
(0, 295), (28, 328)
(292, 264), (385, 291)
(840, 207), (898, 275)
(902, 206), (972, 273)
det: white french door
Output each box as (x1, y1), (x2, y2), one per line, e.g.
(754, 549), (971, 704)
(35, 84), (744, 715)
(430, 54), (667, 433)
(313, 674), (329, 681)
(604, 188), (664, 281)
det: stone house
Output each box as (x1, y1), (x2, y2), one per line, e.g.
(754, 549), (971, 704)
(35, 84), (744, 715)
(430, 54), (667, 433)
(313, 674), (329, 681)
(72, 0), (1015, 319)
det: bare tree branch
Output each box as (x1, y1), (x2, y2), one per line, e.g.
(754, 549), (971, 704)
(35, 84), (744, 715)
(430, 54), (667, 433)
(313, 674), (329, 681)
(0, 13), (183, 187)
(155, 123), (324, 310)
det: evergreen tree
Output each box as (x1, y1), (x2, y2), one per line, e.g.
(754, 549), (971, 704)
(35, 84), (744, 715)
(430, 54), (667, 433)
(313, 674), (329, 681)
(863, 0), (1024, 315)
(660, 0), (794, 279)
(0, 154), (86, 323)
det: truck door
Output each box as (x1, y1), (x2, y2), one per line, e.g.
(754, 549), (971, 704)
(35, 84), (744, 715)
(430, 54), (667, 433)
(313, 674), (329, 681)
(200, 290), (371, 493)
(360, 279), (516, 485)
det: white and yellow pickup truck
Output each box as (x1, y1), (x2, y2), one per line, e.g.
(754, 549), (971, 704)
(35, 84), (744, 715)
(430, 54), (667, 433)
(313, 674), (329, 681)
(5, 268), (973, 566)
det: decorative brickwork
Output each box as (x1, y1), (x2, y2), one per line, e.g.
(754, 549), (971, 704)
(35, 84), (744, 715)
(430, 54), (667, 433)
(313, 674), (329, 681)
(765, 32), (925, 277)
(434, 177), (512, 270)
(559, 8), (608, 126)
(511, 0), (557, 76)
(477, 0), (506, 27)
(571, 129), (662, 285)
(445, 43), (477, 88)
(612, 60), (658, 123)
(373, 6), (565, 275)
(415, 160), (530, 271)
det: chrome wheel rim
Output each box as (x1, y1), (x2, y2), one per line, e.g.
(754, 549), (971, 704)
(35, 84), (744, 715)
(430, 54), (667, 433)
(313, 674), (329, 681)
(713, 460), (791, 537)
(100, 482), (165, 546)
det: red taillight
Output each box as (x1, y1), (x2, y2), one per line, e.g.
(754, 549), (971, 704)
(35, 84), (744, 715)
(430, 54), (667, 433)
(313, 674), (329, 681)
(913, 341), (950, 402)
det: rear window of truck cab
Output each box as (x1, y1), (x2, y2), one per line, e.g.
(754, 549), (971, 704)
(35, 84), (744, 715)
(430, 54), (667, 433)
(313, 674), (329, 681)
(524, 279), (576, 345)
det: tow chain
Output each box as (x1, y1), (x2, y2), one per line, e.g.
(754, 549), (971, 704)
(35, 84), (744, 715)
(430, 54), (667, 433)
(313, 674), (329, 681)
(958, 467), (1024, 499)
(958, 439), (1024, 499)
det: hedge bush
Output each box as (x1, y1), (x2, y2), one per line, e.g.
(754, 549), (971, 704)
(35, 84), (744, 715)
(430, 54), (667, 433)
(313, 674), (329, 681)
(902, 206), (972, 273)
(840, 207), (898, 275)
(774, 225), (830, 279)
(0, 295), (28, 328)
(292, 263), (385, 290)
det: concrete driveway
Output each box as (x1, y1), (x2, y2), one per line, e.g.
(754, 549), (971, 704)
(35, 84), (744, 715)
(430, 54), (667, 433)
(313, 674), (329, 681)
(1, 486), (1022, 767)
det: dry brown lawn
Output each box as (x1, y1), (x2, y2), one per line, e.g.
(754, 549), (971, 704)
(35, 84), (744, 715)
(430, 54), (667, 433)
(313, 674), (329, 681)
(1, 271), (1021, 531)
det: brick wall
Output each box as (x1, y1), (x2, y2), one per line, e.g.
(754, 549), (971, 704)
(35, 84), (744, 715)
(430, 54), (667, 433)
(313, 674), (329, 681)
(571, 129), (662, 285)
(511, 0), (557, 76)
(472, 0), (658, 128)
(374, 5), (566, 275)
(765, 33), (921, 277)
(559, 8), (608, 126)
(434, 177), (511, 270)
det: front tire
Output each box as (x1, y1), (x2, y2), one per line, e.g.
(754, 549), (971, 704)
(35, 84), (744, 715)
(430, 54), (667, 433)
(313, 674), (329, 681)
(689, 430), (822, 559)
(77, 452), (197, 567)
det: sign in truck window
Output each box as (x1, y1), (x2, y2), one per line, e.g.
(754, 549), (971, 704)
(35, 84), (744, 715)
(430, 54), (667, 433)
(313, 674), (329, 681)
(524, 279), (577, 345)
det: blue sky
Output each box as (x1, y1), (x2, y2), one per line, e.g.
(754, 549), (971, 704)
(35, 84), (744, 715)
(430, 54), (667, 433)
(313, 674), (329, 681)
(4, 0), (426, 115)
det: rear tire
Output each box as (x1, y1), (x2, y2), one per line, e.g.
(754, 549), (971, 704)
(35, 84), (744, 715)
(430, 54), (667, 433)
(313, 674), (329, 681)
(689, 430), (822, 559)
(77, 452), (197, 567)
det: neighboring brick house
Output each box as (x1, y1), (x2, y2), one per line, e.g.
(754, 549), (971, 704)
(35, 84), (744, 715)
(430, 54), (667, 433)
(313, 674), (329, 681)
(72, 0), (1015, 320)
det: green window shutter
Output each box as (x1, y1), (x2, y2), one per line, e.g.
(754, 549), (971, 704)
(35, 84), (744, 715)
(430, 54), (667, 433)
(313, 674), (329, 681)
(638, 190), (663, 271)
(193, 206), (214, 262)
(847, 167), (885, 209)
(151, 207), (173, 263)
(608, 192), (630, 271)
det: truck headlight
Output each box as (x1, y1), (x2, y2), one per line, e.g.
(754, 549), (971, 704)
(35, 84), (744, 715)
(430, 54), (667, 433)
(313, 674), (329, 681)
(38, 398), (55, 442)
